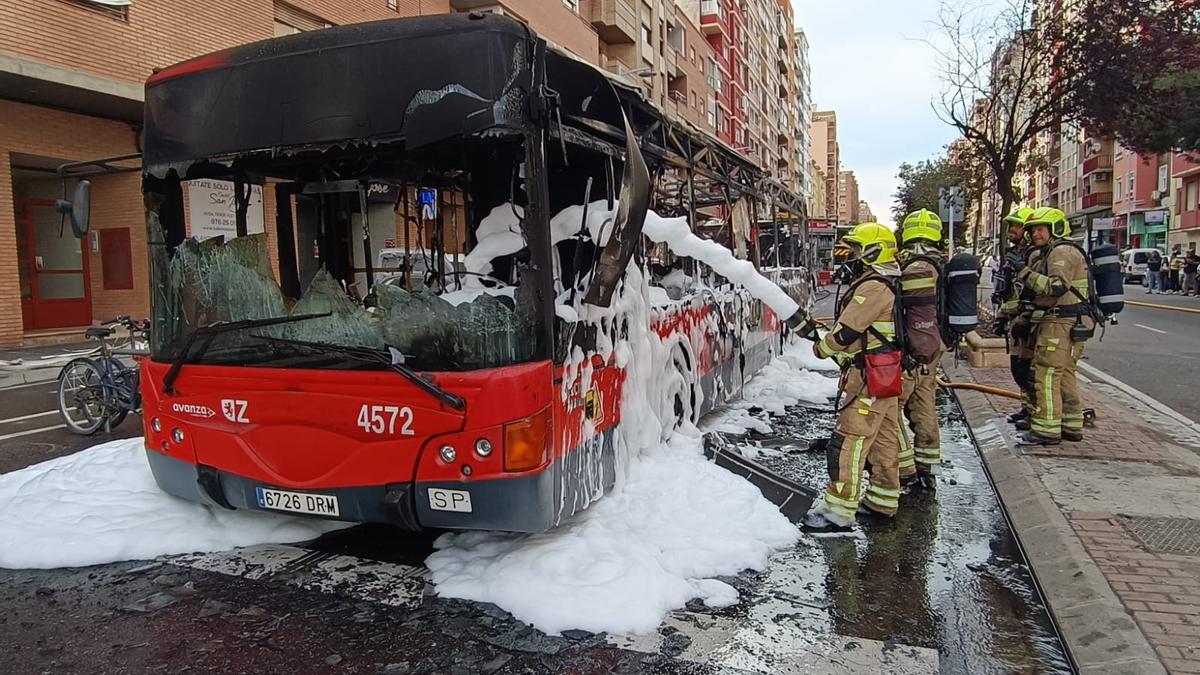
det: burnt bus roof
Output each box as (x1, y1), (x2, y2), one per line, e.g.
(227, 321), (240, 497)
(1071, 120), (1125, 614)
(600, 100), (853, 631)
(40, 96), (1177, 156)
(142, 12), (787, 210)
(143, 13), (536, 170)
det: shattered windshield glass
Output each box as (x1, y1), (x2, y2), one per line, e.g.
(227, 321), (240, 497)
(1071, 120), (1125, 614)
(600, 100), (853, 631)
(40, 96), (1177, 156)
(147, 166), (548, 372)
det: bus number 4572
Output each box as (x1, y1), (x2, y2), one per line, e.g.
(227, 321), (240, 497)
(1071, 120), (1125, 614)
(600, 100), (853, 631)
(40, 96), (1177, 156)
(356, 404), (415, 436)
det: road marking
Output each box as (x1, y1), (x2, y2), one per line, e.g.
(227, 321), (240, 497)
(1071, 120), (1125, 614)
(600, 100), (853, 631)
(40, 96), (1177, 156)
(1134, 323), (1167, 334)
(0, 410), (57, 425)
(0, 424), (66, 441)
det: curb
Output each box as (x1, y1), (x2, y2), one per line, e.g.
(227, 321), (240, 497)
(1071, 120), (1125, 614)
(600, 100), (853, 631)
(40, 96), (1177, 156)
(951, 382), (1167, 675)
(0, 366), (61, 390)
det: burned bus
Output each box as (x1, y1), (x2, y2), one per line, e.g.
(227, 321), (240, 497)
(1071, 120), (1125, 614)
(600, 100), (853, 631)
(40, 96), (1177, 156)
(135, 13), (810, 532)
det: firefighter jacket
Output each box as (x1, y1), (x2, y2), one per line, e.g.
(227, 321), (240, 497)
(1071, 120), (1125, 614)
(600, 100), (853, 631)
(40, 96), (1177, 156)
(816, 266), (900, 370)
(1019, 241), (1090, 324)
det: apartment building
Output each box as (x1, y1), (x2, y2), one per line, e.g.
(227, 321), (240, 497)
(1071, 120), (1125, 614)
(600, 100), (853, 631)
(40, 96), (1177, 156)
(811, 110), (840, 223)
(837, 171), (860, 225)
(858, 200), (874, 223)
(1106, 146), (1167, 249)
(1168, 153), (1200, 251)
(809, 159), (827, 221)
(792, 30), (813, 203)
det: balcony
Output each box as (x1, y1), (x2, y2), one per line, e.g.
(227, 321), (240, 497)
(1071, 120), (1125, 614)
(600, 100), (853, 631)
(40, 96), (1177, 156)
(1082, 191), (1113, 210)
(588, 0), (637, 44)
(700, 0), (727, 36)
(1082, 154), (1113, 176)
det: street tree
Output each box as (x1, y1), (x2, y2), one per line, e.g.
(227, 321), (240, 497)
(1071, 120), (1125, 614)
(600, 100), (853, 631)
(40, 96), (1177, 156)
(891, 156), (969, 249)
(930, 0), (1196, 250)
(1070, 0), (1200, 154)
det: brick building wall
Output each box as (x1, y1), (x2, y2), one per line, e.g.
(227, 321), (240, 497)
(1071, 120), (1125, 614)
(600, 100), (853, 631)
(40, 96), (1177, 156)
(0, 0), (448, 86)
(0, 99), (142, 345)
(452, 0), (598, 64)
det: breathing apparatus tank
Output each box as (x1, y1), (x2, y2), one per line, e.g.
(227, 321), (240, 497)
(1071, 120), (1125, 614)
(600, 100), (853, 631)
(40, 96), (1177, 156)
(1088, 244), (1124, 321)
(941, 252), (979, 343)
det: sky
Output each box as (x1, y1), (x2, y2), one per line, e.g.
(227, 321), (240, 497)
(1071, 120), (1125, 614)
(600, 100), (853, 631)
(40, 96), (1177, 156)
(795, 0), (960, 226)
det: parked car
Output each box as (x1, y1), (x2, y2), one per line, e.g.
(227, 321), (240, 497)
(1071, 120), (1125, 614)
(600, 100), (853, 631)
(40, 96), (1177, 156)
(376, 248), (467, 289)
(1120, 248), (1161, 285)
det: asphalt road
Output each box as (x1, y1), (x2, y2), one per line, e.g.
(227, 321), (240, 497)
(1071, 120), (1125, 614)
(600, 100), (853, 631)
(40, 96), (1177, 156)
(1082, 293), (1200, 423)
(0, 378), (1068, 674)
(0, 378), (141, 475)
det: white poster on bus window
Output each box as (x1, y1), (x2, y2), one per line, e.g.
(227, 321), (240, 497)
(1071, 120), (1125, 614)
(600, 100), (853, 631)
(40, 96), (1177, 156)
(185, 179), (265, 240)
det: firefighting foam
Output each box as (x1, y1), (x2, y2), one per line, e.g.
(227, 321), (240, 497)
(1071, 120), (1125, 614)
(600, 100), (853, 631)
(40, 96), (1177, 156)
(0, 438), (346, 570)
(425, 334), (836, 636)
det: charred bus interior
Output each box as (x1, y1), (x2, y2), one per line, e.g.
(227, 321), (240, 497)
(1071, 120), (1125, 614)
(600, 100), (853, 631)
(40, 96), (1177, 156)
(139, 11), (811, 381)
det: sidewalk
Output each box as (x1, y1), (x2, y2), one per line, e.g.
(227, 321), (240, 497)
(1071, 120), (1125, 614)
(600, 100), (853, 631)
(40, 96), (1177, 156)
(0, 342), (94, 389)
(944, 355), (1200, 675)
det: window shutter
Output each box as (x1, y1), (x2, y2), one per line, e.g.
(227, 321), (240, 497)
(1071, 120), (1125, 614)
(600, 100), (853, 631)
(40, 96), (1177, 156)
(274, 1), (330, 32)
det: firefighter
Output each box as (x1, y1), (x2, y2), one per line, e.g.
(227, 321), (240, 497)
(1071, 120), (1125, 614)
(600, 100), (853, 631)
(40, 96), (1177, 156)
(800, 222), (904, 533)
(896, 209), (945, 488)
(1014, 207), (1091, 445)
(992, 208), (1037, 427)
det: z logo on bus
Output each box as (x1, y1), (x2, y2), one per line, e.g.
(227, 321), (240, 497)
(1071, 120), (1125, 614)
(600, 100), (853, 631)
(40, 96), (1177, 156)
(221, 399), (250, 424)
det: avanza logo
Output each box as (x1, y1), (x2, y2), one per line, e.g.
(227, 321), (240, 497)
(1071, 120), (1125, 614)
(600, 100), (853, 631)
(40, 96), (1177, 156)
(171, 403), (216, 419)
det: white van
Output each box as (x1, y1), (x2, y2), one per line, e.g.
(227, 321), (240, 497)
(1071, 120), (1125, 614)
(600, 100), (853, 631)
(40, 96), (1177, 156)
(1120, 248), (1161, 285)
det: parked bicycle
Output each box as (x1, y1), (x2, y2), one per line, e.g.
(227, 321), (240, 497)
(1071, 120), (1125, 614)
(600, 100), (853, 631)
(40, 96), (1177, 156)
(56, 315), (150, 435)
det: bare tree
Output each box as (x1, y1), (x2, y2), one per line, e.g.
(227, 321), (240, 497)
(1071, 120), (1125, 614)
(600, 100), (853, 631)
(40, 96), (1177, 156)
(930, 0), (1198, 252)
(929, 0), (1067, 252)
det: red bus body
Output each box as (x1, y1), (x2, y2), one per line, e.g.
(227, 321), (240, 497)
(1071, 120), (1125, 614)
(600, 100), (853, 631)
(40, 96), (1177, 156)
(137, 14), (810, 533)
(141, 297), (788, 532)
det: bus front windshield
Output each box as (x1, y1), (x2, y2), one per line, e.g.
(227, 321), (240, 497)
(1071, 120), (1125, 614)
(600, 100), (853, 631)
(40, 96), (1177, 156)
(144, 141), (550, 373)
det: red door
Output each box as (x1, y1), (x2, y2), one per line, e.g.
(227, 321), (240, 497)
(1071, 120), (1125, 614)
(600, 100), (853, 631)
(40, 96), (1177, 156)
(16, 198), (92, 331)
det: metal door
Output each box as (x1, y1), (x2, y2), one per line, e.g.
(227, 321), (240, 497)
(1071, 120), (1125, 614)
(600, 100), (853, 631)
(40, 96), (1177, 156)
(15, 198), (92, 330)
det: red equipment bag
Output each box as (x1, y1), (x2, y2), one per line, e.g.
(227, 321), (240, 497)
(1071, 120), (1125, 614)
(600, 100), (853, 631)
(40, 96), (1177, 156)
(864, 350), (903, 398)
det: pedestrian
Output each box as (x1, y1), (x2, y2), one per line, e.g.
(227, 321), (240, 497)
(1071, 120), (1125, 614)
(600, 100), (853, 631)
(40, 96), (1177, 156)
(1169, 249), (1184, 294)
(1015, 207), (1092, 445)
(896, 209), (947, 489)
(991, 208), (1037, 430)
(1184, 249), (1199, 295)
(1146, 250), (1163, 293)
(800, 222), (904, 533)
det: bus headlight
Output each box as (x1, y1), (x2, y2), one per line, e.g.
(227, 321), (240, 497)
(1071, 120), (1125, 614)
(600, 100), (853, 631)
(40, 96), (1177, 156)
(151, 418), (162, 433)
(172, 428), (185, 444)
(474, 438), (493, 458)
(438, 445), (457, 463)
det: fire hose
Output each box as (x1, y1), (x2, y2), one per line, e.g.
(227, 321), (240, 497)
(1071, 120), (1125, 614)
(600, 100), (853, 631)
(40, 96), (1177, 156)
(936, 379), (1022, 400)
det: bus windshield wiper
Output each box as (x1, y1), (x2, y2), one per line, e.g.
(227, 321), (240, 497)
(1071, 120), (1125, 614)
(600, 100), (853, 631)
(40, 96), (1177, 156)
(162, 313), (331, 394)
(251, 335), (467, 411)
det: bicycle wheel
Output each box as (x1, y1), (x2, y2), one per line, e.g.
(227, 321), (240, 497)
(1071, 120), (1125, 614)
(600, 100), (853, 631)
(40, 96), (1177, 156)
(57, 358), (112, 435)
(101, 358), (136, 430)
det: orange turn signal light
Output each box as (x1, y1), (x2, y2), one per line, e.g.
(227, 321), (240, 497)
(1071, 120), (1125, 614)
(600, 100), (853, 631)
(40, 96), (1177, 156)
(503, 407), (551, 473)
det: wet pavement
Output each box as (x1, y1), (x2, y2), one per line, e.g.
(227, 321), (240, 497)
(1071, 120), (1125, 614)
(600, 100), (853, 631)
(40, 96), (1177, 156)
(0, 377), (1073, 674)
(740, 390), (1072, 674)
